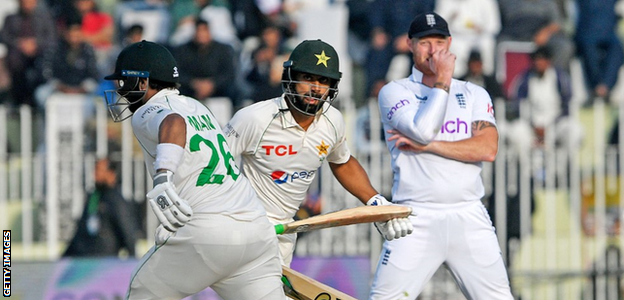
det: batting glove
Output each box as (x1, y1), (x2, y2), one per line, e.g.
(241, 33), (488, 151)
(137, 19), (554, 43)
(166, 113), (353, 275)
(147, 170), (193, 232)
(367, 194), (414, 240)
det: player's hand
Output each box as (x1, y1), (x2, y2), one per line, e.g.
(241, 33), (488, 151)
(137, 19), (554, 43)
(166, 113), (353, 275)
(154, 224), (173, 245)
(366, 194), (414, 240)
(429, 48), (455, 85)
(147, 170), (193, 232)
(387, 129), (428, 152)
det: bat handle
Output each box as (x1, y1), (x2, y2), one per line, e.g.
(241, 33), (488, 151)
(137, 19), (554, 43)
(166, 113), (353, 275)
(275, 224), (285, 235)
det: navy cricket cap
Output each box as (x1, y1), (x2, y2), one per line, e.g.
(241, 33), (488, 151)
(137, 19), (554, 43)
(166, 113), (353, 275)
(408, 12), (451, 39)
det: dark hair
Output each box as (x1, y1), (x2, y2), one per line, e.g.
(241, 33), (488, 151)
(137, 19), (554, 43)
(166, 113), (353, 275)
(195, 18), (209, 28)
(531, 46), (552, 60)
(105, 157), (120, 175)
(102, 156), (121, 186)
(148, 78), (180, 90)
(126, 24), (144, 36)
(468, 50), (482, 62)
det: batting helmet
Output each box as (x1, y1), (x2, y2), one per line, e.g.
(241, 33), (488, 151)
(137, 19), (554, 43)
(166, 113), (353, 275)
(282, 39), (342, 115)
(105, 40), (179, 84)
(103, 41), (180, 122)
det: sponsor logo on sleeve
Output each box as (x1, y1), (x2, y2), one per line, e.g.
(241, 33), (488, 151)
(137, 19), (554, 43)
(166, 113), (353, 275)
(387, 99), (410, 120)
(223, 124), (239, 138)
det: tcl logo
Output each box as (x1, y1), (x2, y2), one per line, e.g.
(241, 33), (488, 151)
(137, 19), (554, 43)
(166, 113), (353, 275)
(262, 145), (298, 156)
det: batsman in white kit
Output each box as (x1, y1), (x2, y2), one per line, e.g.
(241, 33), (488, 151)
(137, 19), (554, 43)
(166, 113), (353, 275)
(369, 12), (514, 299)
(104, 40), (286, 300)
(224, 39), (413, 268)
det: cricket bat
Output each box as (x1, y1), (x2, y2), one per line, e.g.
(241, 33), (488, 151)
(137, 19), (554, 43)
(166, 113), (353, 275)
(281, 266), (357, 300)
(275, 205), (412, 235)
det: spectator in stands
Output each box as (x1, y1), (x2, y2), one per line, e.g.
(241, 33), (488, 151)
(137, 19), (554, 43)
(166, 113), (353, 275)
(506, 46), (583, 150)
(169, 0), (241, 49)
(244, 25), (291, 102)
(197, 0), (240, 51)
(35, 19), (99, 116)
(498, 0), (575, 72)
(346, 0), (373, 106)
(229, 0), (270, 42)
(173, 19), (238, 105)
(72, 0), (114, 76)
(435, 0), (501, 77)
(0, 0), (56, 108)
(112, 0), (170, 45)
(0, 0), (18, 105)
(365, 0), (434, 97)
(63, 157), (140, 257)
(574, 0), (624, 102)
(168, 0), (201, 47)
(121, 24), (143, 47)
(459, 50), (505, 102)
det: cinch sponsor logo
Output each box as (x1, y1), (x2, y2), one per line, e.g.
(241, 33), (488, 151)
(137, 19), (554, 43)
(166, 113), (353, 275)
(270, 170), (316, 184)
(262, 145), (298, 156)
(387, 99), (410, 120)
(441, 118), (469, 134)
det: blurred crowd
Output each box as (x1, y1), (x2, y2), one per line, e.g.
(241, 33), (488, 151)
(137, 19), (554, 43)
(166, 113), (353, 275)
(0, 0), (623, 143)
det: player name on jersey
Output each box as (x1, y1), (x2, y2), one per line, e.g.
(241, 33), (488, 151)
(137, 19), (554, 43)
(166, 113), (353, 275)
(187, 114), (217, 132)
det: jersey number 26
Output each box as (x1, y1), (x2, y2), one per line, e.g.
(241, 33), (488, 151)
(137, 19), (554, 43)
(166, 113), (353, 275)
(189, 133), (240, 186)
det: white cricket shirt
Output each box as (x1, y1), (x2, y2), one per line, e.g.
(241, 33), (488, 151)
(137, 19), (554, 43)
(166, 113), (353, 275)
(131, 89), (266, 219)
(378, 67), (497, 204)
(224, 96), (351, 222)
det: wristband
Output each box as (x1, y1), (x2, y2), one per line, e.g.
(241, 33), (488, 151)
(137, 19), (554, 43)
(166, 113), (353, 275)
(432, 82), (450, 93)
(154, 143), (184, 173)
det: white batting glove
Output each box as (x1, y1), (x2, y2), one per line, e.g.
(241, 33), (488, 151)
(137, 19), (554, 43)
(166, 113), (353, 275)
(147, 170), (193, 232)
(367, 194), (414, 241)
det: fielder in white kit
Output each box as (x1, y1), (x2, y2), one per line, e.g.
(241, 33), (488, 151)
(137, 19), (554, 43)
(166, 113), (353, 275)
(224, 39), (413, 267)
(369, 12), (514, 299)
(104, 41), (285, 300)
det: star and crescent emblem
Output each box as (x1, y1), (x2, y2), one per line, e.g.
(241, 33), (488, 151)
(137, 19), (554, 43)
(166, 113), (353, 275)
(315, 51), (330, 67)
(316, 140), (330, 156)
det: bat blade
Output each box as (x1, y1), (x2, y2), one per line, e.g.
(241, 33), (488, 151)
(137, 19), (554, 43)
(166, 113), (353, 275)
(275, 205), (412, 235)
(281, 266), (357, 300)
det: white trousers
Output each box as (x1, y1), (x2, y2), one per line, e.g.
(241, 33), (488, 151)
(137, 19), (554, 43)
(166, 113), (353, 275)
(369, 201), (513, 300)
(126, 214), (286, 300)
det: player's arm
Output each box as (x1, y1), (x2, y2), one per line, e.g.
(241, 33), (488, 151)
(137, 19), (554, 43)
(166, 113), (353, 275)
(387, 120), (498, 163)
(329, 156), (378, 203)
(329, 157), (413, 240)
(158, 114), (187, 155)
(147, 114), (193, 233)
(378, 49), (454, 145)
